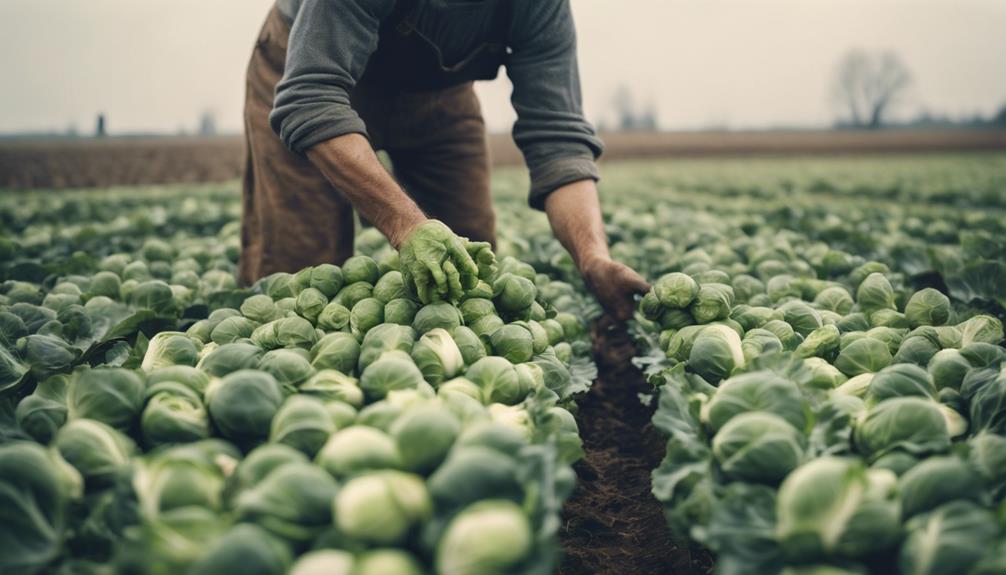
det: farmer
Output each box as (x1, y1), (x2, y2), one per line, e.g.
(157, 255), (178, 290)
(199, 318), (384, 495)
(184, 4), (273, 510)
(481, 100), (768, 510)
(241, 0), (649, 320)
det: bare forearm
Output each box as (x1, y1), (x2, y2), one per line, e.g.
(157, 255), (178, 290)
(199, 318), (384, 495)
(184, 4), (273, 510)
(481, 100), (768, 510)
(306, 133), (426, 248)
(544, 179), (610, 272)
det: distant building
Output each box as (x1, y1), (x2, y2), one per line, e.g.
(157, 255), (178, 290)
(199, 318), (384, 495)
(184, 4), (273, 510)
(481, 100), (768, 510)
(96, 114), (107, 138)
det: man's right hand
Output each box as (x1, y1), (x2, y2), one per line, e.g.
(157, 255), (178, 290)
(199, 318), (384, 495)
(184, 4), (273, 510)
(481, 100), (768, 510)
(398, 220), (480, 304)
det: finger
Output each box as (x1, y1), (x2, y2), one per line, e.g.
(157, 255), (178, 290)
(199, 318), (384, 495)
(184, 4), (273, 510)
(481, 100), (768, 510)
(449, 239), (479, 278)
(425, 259), (448, 298)
(444, 260), (463, 301)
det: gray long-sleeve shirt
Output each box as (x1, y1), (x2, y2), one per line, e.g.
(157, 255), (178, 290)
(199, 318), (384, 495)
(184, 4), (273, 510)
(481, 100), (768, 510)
(272, 0), (603, 209)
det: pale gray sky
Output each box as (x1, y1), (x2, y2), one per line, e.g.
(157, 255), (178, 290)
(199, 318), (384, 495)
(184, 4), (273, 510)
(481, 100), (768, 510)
(1, 0), (1004, 135)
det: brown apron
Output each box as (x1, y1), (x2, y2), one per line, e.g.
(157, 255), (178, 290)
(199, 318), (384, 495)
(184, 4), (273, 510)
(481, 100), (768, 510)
(239, 1), (510, 285)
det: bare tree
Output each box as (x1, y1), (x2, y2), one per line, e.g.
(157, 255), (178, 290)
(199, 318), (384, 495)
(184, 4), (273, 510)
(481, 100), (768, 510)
(831, 49), (912, 129)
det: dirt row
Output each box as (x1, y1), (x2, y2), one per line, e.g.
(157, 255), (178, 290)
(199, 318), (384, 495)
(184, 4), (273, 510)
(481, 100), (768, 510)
(558, 319), (713, 575)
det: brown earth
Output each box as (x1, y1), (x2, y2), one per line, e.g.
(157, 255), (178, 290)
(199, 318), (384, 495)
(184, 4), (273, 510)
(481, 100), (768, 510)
(3, 129), (1006, 190)
(558, 318), (714, 575)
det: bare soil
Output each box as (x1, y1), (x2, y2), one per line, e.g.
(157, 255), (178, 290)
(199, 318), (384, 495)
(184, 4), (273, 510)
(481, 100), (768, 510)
(3, 129), (1005, 190)
(558, 318), (714, 575)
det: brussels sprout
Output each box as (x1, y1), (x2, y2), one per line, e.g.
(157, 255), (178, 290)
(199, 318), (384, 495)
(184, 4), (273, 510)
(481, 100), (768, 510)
(904, 288), (951, 327)
(834, 337), (892, 376)
(959, 342), (1006, 368)
(813, 286), (855, 314)
(893, 334), (941, 366)
(731, 274), (766, 303)
(390, 403), (461, 472)
(899, 500), (999, 575)
(209, 316), (257, 345)
(467, 356), (523, 405)
(295, 288), (329, 323)
(233, 443), (308, 493)
(334, 471), (431, 544)
(359, 350), (425, 400)
(864, 326), (905, 356)
(488, 324), (535, 364)
(689, 324), (745, 383)
(205, 370), (284, 443)
(235, 462), (338, 543)
(310, 332), (361, 374)
(240, 294), (278, 324)
(492, 273), (536, 314)
(639, 290), (663, 320)
(15, 374), (69, 443)
(871, 451), (920, 476)
(740, 328), (783, 363)
(300, 370), (364, 407)
(411, 328), (465, 385)
(653, 273), (700, 308)
(315, 425), (401, 477)
(129, 280), (178, 316)
(16, 333), (78, 380)
(868, 309), (910, 329)
(316, 301), (351, 332)
(309, 264), (344, 298)
(865, 363), (936, 406)
(372, 271), (408, 303)
(382, 299), (418, 325)
(55, 418), (135, 487)
(777, 457), (900, 562)
(450, 325), (487, 366)
(0, 442), (82, 575)
(704, 370), (810, 432)
(197, 342), (263, 377)
(854, 397), (952, 460)
(436, 499), (532, 575)
(958, 315), (1003, 347)
(766, 274), (801, 303)
(731, 306), (780, 331)
(86, 271), (122, 300)
(761, 319), (799, 350)
(927, 349), (971, 391)
(803, 357), (848, 390)
(795, 324), (840, 360)
(438, 377), (484, 402)
(358, 324), (416, 371)
(412, 301), (463, 334)
(333, 281), (374, 309)
(147, 365), (211, 395)
(855, 272), (896, 313)
(349, 297), (384, 338)
(898, 456), (982, 518)
(689, 283), (734, 324)
(342, 255), (380, 285)
(712, 411), (805, 483)
(142, 382), (211, 447)
(289, 550), (354, 575)
(553, 312), (583, 339)
(268, 395), (339, 456)
(355, 550), (424, 575)
(258, 273), (297, 300)
(188, 524), (292, 575)
(66, 368), (146, 430)
(832, 373), (875, 398)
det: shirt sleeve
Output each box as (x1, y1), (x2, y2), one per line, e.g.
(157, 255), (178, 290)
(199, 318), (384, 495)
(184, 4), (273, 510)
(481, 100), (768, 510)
(505, 0), (604, 210)
(269, 0), (396, 154)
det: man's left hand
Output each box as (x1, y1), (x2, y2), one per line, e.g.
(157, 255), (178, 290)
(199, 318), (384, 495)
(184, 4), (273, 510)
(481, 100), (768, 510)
(580, 256), (650, 322)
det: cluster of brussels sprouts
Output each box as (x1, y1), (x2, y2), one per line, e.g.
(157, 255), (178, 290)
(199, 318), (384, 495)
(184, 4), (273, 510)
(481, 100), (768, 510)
(1, 233), (594, 575)
(636, 248), (1006, 573)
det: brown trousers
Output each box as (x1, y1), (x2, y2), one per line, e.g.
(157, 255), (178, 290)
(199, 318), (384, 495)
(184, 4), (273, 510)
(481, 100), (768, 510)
(239, 8), (495, 285)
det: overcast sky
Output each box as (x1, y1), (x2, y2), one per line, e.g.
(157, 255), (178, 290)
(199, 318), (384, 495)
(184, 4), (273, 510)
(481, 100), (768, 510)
(1, 0), (1004, 135)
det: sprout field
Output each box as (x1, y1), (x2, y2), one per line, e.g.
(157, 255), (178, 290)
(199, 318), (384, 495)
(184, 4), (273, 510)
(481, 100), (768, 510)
(2, 153), (1005, 574)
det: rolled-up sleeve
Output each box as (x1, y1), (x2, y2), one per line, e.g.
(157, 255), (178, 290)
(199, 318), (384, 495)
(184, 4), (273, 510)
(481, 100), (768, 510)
(269, 0), (395, 154)
(506, 0), (603, 210)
